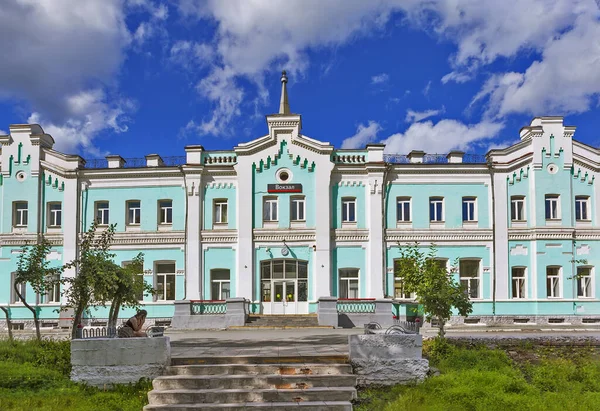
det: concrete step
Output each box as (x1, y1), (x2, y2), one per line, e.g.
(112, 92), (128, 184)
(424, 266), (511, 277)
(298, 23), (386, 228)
(144, 400), (353, 410)
(245, 315), (320, 328)
(147, 387), (357, 405)
(166, 363), (352, 376)
(153, 374), (358, 390)
(172, 355), (349, 366)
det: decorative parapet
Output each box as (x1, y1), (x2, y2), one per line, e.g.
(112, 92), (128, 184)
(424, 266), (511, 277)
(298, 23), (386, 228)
(145, 154), (164, 167)
(446, 151), (464, 163)
(191, 300), (227, 315)
(332, 150), (367, 164)
(332, 228), (369, 242)
(337, 299), (376, 314)
(203, 152), (237, 165)
(201, 230), (238, 243)
(106, 155), (125, 169)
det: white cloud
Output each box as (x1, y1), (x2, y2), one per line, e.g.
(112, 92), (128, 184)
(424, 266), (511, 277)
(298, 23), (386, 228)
(341, 121), (382, 149)
(440, 71), (471, 84)
(371, 73), (390, 85)
(170, 41), (215, 70)
(383, 119), (504, 154)
(422, 80), (432, 96)
(405, 107), (445, 123)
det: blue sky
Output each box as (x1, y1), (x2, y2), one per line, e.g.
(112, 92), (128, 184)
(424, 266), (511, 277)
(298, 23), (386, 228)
(0, 0), (599, 160)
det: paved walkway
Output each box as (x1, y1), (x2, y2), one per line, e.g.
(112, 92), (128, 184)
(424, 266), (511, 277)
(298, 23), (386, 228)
(166, 328), (363, 359)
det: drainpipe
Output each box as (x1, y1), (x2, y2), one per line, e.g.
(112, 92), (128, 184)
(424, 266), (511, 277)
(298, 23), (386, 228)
(569, 166), (576, 312)
(381, 163), (392, 297)
(487, 158), (497, 316)
(178, 165), (189, 300)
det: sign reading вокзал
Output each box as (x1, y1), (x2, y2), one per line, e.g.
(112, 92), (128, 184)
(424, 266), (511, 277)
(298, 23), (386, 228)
(267, 184), (302, 193)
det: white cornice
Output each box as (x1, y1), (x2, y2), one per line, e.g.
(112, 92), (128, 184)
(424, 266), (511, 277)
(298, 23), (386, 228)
(253, 228), (316, 242)
(386, 228), (493, 242)
(109, 231), (185, 246)
(508, 228), (600, 241)
(332, 228), (369, 242)
(201, 230), (238, 243)
(0, 233), (63, 247)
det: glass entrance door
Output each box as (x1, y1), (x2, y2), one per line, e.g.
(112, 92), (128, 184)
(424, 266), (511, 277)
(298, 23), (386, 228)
(261, 259), (308, 314)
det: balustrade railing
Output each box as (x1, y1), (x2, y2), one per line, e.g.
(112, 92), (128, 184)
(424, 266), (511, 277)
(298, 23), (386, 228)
(191, 300), (227, 315)
(83, 156), (187, 169)
(337, 299), (376, 314)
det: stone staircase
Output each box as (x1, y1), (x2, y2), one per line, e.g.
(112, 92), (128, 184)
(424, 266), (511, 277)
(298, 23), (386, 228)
(144, 355), (356, 410)
(243, 314), (322, 328)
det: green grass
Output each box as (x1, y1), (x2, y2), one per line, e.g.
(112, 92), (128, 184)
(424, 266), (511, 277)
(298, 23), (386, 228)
(355, 339), (600, 411)
(0, 338), (151, 411)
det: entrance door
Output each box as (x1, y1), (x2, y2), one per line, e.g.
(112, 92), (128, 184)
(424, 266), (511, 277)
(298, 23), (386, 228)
(261, 259), (308, 314)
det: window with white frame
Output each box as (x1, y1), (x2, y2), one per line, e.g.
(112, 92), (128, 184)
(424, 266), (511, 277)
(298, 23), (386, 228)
(393, 260), (413, 299)
(47, 202), (62, 228)
(95, 201), (109, 225)
(45, 274), (61, 303)
(211, 269), (231, 300)
(159, 200), (173, 224)
(575, 196), (590, 221)
(290, 196), (305, 221)
(546, 266), (561, 298)
(214, 200), (228, 224)
(545, 195), (560, 220)
(397, 197), (411, 222)
(155, 262), (176, 301)
(577, 267), (592, 298)
(342, 198), (356, 223)
(459, 259), (480, 298)
(127, 200), (141, 225)
(263, 197), (278, 222)
(429, 197), (444, 222)
(511, 267), (526, 299)
(462, 197), (477, 222)
(122, 260), (145, 301)
(510, 196), (525, 221)
(338, 268), (359, 299)
(13, 202), (28, 227)
(11, 273), (26, 303)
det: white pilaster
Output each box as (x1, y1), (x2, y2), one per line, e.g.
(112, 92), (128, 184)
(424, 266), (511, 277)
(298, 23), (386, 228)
(184, 172), (202, 300)
(366, 168), (385, 298)
(494, 171), (509, 300)
(314, 160), (333, 299)
(234, 157), (254, 300)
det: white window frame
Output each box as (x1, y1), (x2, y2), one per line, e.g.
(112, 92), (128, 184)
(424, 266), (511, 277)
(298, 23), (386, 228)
(45, 274), (61, 304)
(396, 197), (411, 222)
(342, 198), (357, 223)
(214, 199), (228, 224)
(459, 259), (480, 299)
(263, 197), (278, 222)
(47, 202), (62, 228)
(158, 199), (173, 225)
(545, 195), (560, 220)
(127, 200), (141, 226)
(575, 196), (590, 221)
(511, 267), (526, 299)
(546, 266), (561, 298)
(510, 196), (526, 221)
(429, 197), (444, 222)
(11, 272), (26, 303)
(13, 201), (28, 227)
(338, 268), (359, 299)
(462, 197), (477, 222)
(155, 261), (176, 301)
(211, 269), (231, 300)
(577, 266), (593, 298)
(290, 196), (305, 222)
(95, 201), (110, 225)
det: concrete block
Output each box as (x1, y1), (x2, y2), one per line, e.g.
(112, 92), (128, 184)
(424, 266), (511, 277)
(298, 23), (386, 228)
(349, 334), (423, 360)
(317, 297), (338, 327)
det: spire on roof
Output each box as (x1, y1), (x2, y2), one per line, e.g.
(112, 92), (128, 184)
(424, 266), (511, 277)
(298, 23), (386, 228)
(279, 70), (290, 114)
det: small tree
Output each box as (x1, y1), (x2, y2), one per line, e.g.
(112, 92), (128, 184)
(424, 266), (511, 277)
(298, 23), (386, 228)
(395, 242), (473, 337)
(0, 306), (13, 341)
(62, 221), (119, 339)
(14, 238), (62, 340)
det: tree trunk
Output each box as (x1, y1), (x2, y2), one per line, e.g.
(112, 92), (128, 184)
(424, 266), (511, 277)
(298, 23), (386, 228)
(71, 306), (84, 340)
(0, 306), (13, 341)
(14, 283), (40, 340)
(108, 298), (122, 330)
(438, 317), (446, 338)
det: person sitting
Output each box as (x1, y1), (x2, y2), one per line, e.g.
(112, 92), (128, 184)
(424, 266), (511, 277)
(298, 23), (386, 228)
(118, 310), (148, 338)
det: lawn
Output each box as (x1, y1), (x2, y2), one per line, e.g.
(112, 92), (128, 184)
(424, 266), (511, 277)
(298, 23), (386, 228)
(355, 338), (600, 411)
(0, 338), (150, 411)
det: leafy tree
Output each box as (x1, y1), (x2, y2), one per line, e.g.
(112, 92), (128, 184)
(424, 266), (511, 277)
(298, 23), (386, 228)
(395, 242), (473, 337)
(0, 306), (13, 341)
(14, 238), (62, 340)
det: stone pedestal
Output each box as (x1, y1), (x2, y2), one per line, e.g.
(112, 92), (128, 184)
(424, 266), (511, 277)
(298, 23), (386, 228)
(317, 296), (338, 327)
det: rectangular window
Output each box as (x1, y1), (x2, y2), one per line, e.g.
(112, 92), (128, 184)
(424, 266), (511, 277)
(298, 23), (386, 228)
(13, 202), (28, 227)
(511, 267), (526, 299)
(462, 197), (477, 222)
(459, 259), (480, 299)
(159, 200), (173, 224)
(397, 197), (411, 222)
(429, 197), (444, 222)
(11, 273), (26, 303)
(392, 259), (413, 298)
(214, 200), (228, 224)
(546, 266), (561, 298)
(48, 202), (62, 228)
(156, 262), (176, 301)
(510, 196), (525, 221)
(575, 196), (590, 221)
(577, 267), (592, 298)
(211, 269), (231, 300)
(342, 198), (356, 223)
(545, 195), (560, 220)
(46, 274), (61, 303)
(127, 201), (141, 225)
(95, 201), (110, 225)
(263, 197), (278, 222)
(338, 268), (359, 299)
(290, 196), (305, 221)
